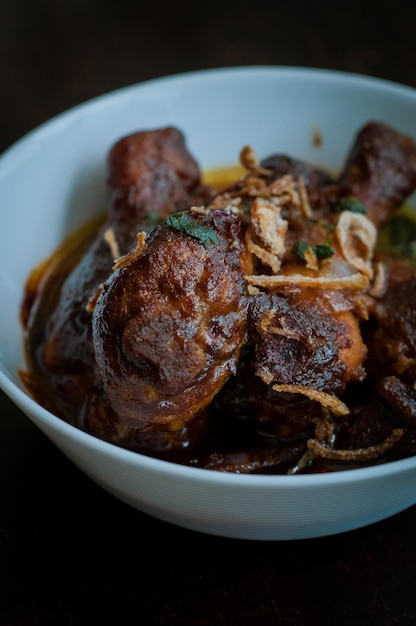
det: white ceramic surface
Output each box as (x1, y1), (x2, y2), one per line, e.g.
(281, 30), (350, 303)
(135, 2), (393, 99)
(2, 66), (416, 540)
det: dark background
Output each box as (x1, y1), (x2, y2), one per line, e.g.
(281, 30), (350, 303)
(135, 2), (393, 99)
(2, 1), (416, 624)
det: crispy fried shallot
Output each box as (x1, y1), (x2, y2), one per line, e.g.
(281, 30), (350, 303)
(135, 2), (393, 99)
(335, 210), (377, 279)
(245, 197), (288, 273)
(245, 271), (370, 290)
(307, 428), (404, 462)
(272, 383), (350, 416)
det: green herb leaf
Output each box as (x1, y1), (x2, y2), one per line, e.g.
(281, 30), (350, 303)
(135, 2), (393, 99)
(335, 196), (367, 215)
(313, 242), (335, 259)
(292, 240), (310, 259)
(292, 239), (335, 261)
(166, 211), (220, 249)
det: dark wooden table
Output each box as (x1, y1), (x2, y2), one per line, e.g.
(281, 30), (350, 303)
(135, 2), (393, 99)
(2, 1), (416, 624)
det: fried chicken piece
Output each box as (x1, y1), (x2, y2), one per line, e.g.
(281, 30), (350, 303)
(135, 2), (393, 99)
(91, 209), (250, 430)
(31, 128), (211, 418)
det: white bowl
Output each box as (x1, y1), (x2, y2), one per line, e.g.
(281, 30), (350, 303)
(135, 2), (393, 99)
(2, 66), (416, 541)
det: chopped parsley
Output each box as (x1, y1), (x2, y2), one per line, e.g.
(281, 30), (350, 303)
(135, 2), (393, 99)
(166, 211), (220, 249)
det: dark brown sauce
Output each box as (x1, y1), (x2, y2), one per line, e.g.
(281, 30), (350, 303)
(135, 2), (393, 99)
(21, 214), (105, 424)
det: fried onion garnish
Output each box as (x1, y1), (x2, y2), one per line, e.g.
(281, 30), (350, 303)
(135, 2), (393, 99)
(245, 197), (288, 272)
(251, 197), (288, 252)
(103, 227), (120, 261)
(85, 232), (147, 313)
(303, 246), (319, 271)
(245, 271), (370, 291)
(112, 231), (147, 270)
(85, 286), (102, 313)
(297, 176), (313, 218)
(239, 145), (272, 176)
(272, 383), (350, 416)
(368, 261), (386, 298)
(307, 428), (404, 461)
(335, 210), (377, 279)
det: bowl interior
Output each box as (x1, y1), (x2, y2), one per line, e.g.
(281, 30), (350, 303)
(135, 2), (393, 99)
(2, 67), (416, 537)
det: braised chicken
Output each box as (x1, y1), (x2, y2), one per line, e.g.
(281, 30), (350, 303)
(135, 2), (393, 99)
(25, 128), (211, 423)
(91, 209), (250, 430)
(21, 121), (416, 473)
(207, 122), (416, 472)
(338, 121), (416, 227)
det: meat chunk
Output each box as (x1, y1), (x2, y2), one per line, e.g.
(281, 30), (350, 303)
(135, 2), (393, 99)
(377, 376), (416, 423)
(338, 121), (416, 227)
(37, 128), (210, 415)
(107, 127), (210, 249)
(249, 291), (366, 395)
(91, 209), (249, 430)
(365, 258), (416, 384)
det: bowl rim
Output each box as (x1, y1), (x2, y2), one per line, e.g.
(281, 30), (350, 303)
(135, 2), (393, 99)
(2, 64), (416, 487)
